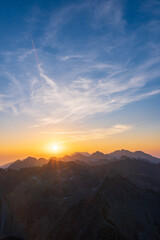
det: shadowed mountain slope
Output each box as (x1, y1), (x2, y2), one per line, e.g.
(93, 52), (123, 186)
(0, 158), (159, 240)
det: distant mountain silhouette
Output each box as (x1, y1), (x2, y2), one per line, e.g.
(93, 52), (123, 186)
(59, 153), (88, 162)
(1, 149), (159, 171)
(110, 149), (134, 158)
(72, 152), (91, 157)
(71, 150), (160, 164)
(90, 151), (106, 159)
(8, 157), (48, 170)
(61, 150), (160, 164)
(109, 149), (160, 163)
(0, 161), (15, 169)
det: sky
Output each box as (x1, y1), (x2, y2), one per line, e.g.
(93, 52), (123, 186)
(0, 0), (160, 164)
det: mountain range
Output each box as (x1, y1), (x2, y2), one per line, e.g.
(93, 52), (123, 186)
(0, 156), (160, 240)
(1, 149), (160, 171)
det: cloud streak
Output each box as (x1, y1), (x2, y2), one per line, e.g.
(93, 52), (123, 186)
(0, 0), (160, 133)
(0, 54), (160, 127)
(40, 124), (133, 143)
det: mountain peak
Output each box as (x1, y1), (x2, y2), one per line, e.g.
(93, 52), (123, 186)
(91, 151), (107, 160)
(8, 156), (47, 170)
(2, 149), (160, 171)
(72, 152), (90, 157)
(92, 151), (105, 156)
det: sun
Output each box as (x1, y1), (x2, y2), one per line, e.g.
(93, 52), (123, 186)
(46, 142), (64, 155)
(52, 145), (58, 152)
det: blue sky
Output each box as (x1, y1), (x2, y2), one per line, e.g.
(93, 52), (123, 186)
(0, 0), (160, 159)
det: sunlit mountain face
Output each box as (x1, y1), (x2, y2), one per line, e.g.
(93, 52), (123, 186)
(0, 0), (160, 163)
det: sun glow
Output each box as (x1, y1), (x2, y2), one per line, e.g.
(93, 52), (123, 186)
(52, 145), (58, 151)
(45, 142), (64, 155)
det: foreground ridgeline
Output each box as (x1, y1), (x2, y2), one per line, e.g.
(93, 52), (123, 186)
(0, 154), (160, 240)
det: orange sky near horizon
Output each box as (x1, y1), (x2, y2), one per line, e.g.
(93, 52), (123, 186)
(0, 0), (160, 166)
(1, 126), (160, 165)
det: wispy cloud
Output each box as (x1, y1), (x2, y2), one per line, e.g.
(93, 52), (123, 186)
(0, 54), (160, 127)
(40, 124), (133, 143)
(0, 0), (160, 133)
(93, 0), (125, 29)
(60, 55), (83, 61)
(42, 2), (89, 48)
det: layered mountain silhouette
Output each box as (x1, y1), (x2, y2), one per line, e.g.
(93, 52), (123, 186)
(1, 149), (159, 171)
(61, 150), (160, 164)
(109, 149), (160, 163)
(0, 156), (160, 240)
(7, 157), (48, 170)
